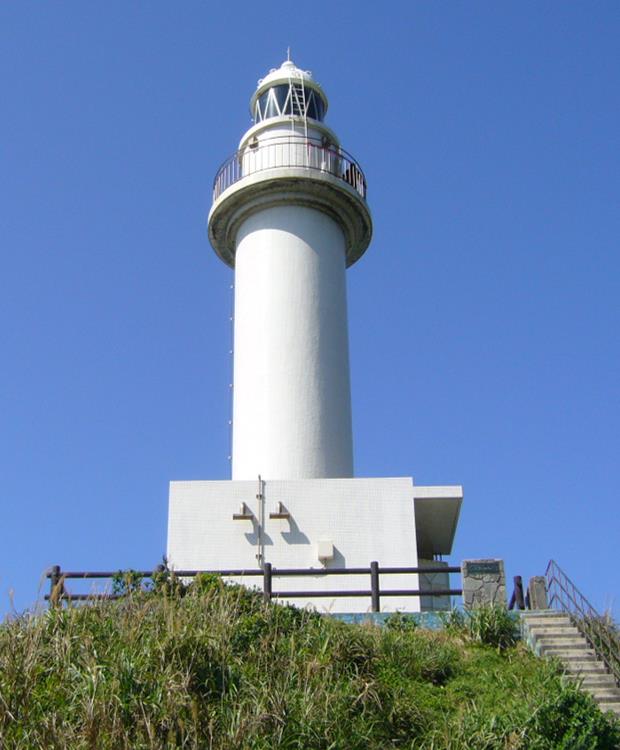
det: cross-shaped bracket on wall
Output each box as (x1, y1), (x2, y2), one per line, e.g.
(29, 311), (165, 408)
(232, 502), (254, 520)
(269, 501), (291, 520)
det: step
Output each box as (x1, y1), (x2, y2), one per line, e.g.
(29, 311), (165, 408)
(522, 612), (571, 620)
(528, 620), (579, 629)
(577, 674), (618, 688)
(527, 626), (580, 638)
(537, 638), (591, 650)
(566, 661), (608, 675)
(544, 649), (596, 660)
(537, 636), (588, 646)
(522, 615), (572, 626)
(522, 623), (568, 635)
(585, 688), (620, 703)
(539, 643), (594, 656)
(601, 702), (620, 715)
(582, 683), (620, 696)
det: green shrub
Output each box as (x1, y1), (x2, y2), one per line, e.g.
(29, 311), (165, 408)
(111, 569), (144, 596)
(467, 605), (518, 649)
(385, 611), (418, 632)
(526, 683), (620, 749)
(440, 606), (467, 634)
(440, 605), (518, 649)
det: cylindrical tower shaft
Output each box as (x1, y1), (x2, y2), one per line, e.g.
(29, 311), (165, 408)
(232, 205), (353, 479)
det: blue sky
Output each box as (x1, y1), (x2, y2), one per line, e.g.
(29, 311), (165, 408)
(1, 2), (618, 617)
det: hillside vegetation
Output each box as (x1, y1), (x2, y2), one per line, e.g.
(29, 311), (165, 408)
(1, 576), (618, 749)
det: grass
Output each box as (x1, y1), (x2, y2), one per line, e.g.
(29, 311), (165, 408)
(0, 578), (618, 749)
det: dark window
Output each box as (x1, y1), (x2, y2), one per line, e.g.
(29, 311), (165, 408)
(305, 91), (325, 121)
(274, 85), (289, 113)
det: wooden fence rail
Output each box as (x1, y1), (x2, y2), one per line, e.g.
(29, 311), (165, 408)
(46, 562), (463, 613)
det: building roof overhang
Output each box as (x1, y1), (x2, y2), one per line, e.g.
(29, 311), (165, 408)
(413, 485), (463, 559)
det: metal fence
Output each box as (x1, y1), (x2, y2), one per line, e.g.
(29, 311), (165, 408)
(46, 562), (462, 613)
(546, 559), (620, 685)
(212, 135), (367, 202)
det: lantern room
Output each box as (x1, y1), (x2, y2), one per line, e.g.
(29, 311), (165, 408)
(250, 59), (328, 124)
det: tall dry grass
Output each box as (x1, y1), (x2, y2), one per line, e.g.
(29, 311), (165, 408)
(0, 577), (618, 749)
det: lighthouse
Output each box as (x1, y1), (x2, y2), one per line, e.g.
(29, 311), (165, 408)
(209, 58), (371, 481)
(167, 59), (463, 612)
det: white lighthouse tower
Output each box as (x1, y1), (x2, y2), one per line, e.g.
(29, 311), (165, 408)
(167, 59), (463, 613)
(209, 58), (370, 481)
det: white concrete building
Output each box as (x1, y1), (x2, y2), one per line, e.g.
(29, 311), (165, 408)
(167, 58), (462, 612)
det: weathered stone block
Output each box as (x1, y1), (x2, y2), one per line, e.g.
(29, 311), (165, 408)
(527, 576), (548, 610)
(461, 559), (506, 609)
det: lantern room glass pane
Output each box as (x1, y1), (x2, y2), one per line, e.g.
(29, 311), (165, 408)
(254, 84), (325, 123)
(274, 85), (289, 113)
(264, 90), (279, 119)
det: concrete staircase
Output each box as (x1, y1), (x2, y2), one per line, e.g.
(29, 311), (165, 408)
(521, 610), (620, 718)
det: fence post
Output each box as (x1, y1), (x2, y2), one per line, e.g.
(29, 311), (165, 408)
(508, 575), (526, 610)
(514, 575), (525, 610)
(370, 560), (380, 613)
(263, 562), (272, 604)
(49, 565), (61, 608)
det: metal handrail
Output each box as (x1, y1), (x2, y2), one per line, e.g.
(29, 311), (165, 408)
(212, 134), (367, 203)
(546, 559), (620, 685)
(46, 562), (461, 614)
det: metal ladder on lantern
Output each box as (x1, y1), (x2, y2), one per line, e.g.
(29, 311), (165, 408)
(288, 71), (310, 167)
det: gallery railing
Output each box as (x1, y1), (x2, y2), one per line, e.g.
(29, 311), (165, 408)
(46, 562), (461, 614)
(212, 135), (368, 202)
(546, 559), (620, 685)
